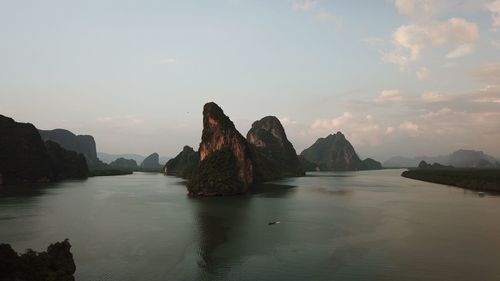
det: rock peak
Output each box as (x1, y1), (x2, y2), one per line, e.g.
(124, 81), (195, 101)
(247, 116), (304, 179)
(189, 102), (254, 196)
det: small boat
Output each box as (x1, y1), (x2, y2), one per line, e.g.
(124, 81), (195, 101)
(268, 221), (280, 225)
(478, 192), (485, 198)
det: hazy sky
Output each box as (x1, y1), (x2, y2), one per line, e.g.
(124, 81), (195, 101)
(1, 0), (500, 160)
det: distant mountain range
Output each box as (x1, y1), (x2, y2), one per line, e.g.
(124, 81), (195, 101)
(384, 149), (499, 168)
(98, 152), (169, 165)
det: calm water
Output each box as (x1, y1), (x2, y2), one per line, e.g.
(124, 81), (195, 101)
(1, 170), (500, 281)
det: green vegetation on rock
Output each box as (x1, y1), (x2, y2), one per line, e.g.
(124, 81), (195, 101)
(300, 131), (382, 171)
(402, 168), (500, 192)
(164, 146), (199, 179)
(247, 116), (304, 180)
(187, 146), (244, 196)
(109, 157), (138, 169)
(0, 239), (76, 281)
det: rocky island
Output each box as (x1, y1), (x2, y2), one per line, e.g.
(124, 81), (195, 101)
(109, 157), (139, 169)
(141, 153), (161, 169)
(300, 132), (382, 171)
(183, 102), (307, 197)
(187, 102), (254, 196)
(164, 145), (199, 179)
(247, 116), (304, 180)
(0, 239), (76, 281)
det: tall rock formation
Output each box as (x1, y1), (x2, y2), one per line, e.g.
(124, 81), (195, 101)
(38, 129), (101, 167)
(141, 153), (161, 168)
(0, 115), (53, 184)
(247, 116), (304, 179)
(300, 131), (382, 171)
(164, 146), (199, 179)
(188, 102), (254, 196)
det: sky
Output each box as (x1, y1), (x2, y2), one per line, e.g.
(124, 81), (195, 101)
(1, 0), (500, 161)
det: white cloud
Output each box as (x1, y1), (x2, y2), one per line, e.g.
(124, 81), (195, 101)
(421, 91), (449, 102)
(445, 44), (475, 58)
(399, 121), (419, 136)
(310, 112), (384, 147)
(472, 63), (500, 84)
(292, 0), (319, 11)
(394, 0), (437, 21)
(416, 67), (430, 80)
(311, 112), (352, 131)
(486, 0), (500, 30)
(279, 117), (298, 125)
(384, 1), (480, 68)
(159, 58), (177, 64)
(377, 90), (403, 102)
(392, 18), (478, 61)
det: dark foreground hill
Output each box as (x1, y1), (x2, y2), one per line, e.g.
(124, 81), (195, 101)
(0, 115), (88, 185)
(0, 239), (76, 281)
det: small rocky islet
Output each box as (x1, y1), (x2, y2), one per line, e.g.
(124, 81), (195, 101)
(0, 239), (76, 281)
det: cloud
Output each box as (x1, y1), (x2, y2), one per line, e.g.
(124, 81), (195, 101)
(390, 18), (478, 62)
(279, 117), (298, 125)
(472, 62), (500, 84)
(377, 90), (403, 102)
(311, 112), (352, 131)
(399, 121), (419, 136)
(158, 58), (177, 64)
(383, 1), (480, 68)
(421, 91), (449, 102)
(310, 112), (384, 147)
(394, 0), (437, 21)
(486, 0), (500, 30)
(416, 67), (430, 80)
(445, 44), (475, 58)
(292, 0), (319, 11)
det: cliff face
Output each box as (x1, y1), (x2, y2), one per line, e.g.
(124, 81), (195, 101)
(0, 115), (54, 184)
(300, 132), (382, 171)
(247, 116), (304, 180)
(110, 158), (138, 169)
(38, 129), (101, 167)
(141, 153), (161, 168)
(188, 102), (254, 196)
(0, 239), (76, 281)
(45, 141), (89, 180)
(164, 146), (199, 179)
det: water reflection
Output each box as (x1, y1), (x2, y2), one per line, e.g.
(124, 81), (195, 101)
(308, 187), (352, 196)
(192, 196), (252, 280)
